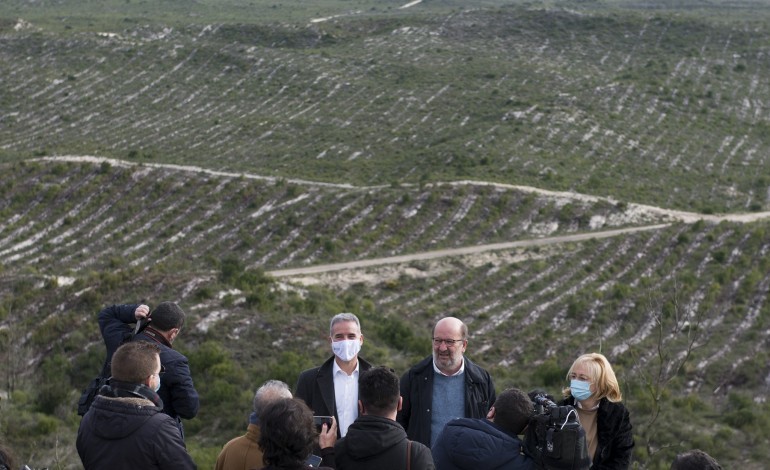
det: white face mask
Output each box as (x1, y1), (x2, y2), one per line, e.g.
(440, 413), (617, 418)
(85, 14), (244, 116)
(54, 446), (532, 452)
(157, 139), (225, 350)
(332, 339), (361, 362)
(152, 373), (161, 393)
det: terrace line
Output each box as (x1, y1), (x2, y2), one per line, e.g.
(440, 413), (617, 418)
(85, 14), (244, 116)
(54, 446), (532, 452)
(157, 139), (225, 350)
(267, 224), (672, 277)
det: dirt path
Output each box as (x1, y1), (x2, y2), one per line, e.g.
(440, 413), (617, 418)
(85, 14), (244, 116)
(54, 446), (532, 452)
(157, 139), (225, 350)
(266, 223), (672, 278)
(33, 156), (770, 223)
(31, 155), (770, 281)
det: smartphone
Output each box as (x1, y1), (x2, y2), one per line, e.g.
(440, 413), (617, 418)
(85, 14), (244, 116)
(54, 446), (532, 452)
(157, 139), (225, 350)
(305, 454), (323, 467)
(313, 415), (333, 433)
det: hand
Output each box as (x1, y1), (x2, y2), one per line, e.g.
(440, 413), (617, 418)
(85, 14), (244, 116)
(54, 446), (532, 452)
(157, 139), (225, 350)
(318, 416), (337, 449)
(134, 304), (150, 321)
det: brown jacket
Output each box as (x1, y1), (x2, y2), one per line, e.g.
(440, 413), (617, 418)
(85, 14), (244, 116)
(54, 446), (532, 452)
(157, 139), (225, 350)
(216, 424), (263, 470)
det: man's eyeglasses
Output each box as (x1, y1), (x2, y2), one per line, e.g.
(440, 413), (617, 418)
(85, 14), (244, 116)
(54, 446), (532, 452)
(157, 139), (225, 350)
(432, 338), (464, 347)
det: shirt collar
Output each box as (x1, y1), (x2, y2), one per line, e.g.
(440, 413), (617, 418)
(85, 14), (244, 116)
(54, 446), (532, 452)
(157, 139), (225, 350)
(433, 357), (465, 376)
(333, 358), (360, 376)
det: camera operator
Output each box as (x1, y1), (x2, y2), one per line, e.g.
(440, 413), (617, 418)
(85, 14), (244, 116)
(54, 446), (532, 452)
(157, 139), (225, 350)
(432, 387), (534, 470)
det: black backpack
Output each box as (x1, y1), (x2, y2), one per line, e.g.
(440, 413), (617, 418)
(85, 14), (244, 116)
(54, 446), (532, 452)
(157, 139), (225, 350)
(77, 318), (151, 416)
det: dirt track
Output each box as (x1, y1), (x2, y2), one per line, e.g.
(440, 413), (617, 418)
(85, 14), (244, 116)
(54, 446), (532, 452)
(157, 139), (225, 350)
(36, 156), (770, 280)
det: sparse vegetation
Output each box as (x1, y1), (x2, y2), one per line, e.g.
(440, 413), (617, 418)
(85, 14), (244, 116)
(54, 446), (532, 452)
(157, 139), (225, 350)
(2, 0), (770, 469)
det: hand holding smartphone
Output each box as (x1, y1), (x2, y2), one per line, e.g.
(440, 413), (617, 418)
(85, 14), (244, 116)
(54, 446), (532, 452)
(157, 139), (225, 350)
(313, 415), (333, 433)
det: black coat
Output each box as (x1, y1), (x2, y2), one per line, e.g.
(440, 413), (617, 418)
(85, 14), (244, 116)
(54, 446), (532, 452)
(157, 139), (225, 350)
(98, 304), (200, 434)
(396, 356), (496, 448)
(560, 396), (634, 470)
(294, 355), (373, 437)
(334, 415), (435, 470)
(76, 395), (196, 470)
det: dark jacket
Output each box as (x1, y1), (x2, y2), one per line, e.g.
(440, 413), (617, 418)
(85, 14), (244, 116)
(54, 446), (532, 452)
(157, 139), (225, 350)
(397, 356), (496, 447)
(431, 418), (535, 470)
(76, 395), (196, 469)
(99, 304), (200, 433)
(559, 396), (634, 470)
(294, 355), (373, 437)
(334, 415), (434, 470)
(261, 466), (333, 470)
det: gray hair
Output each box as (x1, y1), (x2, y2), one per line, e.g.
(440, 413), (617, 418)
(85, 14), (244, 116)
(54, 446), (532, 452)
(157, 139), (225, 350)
(329, 312), (361, 336)
(253, 379), (292, 414)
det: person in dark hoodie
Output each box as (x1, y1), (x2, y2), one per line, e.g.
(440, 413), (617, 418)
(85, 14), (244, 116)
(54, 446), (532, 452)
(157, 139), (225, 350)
(76, 341), (196, 470)
(431, 387), (535, 470)
(334, 366), (434, 470)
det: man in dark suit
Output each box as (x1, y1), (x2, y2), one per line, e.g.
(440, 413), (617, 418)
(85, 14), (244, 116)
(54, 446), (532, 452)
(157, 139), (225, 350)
(295, 313), (372, 437)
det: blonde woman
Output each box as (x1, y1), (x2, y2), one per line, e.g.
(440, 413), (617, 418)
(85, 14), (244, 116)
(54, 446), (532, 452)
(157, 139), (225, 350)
(560, 353), (634, 469)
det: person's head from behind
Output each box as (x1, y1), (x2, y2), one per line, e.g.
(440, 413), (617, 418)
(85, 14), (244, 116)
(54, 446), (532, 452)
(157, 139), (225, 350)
(359, 366), (401, 418)
(259, 398), (315, 468)
(253, 379), (292, 415)
(670, 449), (721, 470)
(565, 352), (622, 402)
(111, 341), (161, 391)
(150, 302), (185, 342)
(489, 387), (532, 435)
(0, 444), (17, 470)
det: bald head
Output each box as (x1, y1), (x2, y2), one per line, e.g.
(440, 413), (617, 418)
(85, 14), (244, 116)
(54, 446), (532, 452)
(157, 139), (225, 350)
(432, 317), (467, 338)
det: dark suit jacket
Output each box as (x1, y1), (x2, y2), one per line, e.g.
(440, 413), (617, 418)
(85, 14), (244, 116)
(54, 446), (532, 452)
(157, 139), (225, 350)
(295, 355), (373, 437)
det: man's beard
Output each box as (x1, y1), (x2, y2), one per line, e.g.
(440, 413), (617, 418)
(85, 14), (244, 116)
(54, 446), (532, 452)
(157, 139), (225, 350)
(434, 350), (457, 370)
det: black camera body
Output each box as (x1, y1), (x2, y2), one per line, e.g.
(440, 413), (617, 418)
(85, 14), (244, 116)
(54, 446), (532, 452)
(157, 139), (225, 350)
(525, 392), (590, 470)
(531, 393), (581, 431)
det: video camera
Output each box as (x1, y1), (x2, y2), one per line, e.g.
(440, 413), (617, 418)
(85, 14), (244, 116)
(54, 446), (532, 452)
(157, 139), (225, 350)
(530, 392), (581, 430)
(525, 391), (590, 470)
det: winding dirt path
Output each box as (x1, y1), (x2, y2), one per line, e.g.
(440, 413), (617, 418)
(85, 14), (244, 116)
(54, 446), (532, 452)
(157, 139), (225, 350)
(31, 155), (770, 279)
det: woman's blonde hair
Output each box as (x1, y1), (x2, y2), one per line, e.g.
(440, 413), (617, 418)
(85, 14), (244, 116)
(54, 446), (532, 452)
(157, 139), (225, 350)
(563, 353), (623, 402)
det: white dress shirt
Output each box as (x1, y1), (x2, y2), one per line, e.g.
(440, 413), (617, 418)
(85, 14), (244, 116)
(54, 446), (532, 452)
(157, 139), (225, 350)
(333, 359), (360, 437)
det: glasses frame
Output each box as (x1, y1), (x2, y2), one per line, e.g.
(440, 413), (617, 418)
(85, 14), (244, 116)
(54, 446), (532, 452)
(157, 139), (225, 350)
(432, 337), (465, 347)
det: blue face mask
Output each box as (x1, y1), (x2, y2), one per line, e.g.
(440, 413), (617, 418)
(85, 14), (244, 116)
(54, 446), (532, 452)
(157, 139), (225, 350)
(570, 379), (593, 401)
(152, 374), (161, 393)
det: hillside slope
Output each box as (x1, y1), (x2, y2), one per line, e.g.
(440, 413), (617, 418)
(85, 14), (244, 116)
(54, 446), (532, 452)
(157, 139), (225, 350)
(1, 3), (770, 211)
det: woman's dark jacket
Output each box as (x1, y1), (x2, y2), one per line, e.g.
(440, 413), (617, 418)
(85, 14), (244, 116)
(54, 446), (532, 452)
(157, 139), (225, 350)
(559, 396), (634, 470)
(431, 418), (534, 470)
(397, 356), (496, 447)
(76, 395), (196, 469)
(335, 415), (435, 470)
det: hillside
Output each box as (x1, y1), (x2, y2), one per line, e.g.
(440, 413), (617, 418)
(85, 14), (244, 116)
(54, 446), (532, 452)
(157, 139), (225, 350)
(2, 1), (770, 212)
(2, 1), (770, 469)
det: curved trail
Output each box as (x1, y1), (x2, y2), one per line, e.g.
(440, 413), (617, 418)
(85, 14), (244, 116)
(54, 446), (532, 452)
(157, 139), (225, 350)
(32, 155), (770, 278)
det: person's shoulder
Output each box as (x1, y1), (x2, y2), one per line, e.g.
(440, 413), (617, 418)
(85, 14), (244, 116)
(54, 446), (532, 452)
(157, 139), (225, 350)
(442, 417), (495, 436)
(463, 357), (493, 378)
(599, 397), (628, 412)
(358, 356), (374, 369)
(410, 439), (434, 466)
(405, 356), (433, 374)
(298, 356), (335, 379)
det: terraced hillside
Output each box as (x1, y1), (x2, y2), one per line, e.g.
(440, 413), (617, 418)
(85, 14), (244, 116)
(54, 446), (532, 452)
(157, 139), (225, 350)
(2, 159), (770, 469)
(2, 1), (770, 469)
(2, 1), (770, 212)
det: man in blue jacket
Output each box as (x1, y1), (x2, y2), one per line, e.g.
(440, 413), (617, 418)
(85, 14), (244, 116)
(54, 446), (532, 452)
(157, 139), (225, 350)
(431, 387), (535, 470)
(98, 301), (199, 438)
